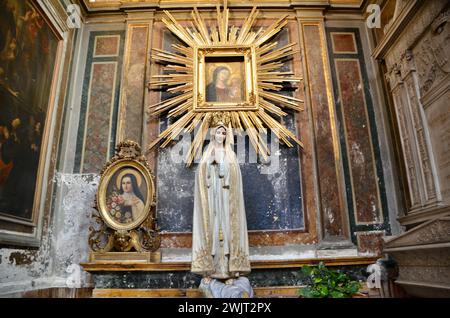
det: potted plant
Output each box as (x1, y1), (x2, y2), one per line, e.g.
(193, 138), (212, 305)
(299, 262), (363, 298)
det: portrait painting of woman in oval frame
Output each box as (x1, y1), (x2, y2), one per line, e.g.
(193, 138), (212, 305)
(97, 160), (154, 231)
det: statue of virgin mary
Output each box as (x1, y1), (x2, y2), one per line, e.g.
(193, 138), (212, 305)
(191, 120), (251, 282)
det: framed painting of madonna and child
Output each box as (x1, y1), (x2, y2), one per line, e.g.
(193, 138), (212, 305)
(194, 46), (259, 112)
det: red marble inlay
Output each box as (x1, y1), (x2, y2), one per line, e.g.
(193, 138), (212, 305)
(160, 230), (318, 248)
(83, 62), (117, 173)
(356, 231), (385, 256)
(335, 59), (382, 224)
(331, 33), (357, 54)
(94, 35), (120, 57)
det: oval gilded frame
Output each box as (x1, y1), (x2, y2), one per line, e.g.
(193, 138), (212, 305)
(97, 159), (155, 231)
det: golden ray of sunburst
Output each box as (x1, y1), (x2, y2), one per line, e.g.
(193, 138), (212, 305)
(147, 0), (304, 165)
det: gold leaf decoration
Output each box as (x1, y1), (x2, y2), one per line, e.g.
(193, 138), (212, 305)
(147, 0), (304, 165)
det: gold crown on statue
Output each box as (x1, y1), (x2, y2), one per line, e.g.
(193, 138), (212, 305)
(210, 112), (232, 128)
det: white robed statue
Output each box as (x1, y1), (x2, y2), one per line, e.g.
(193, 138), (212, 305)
(191, 119), (251, 286)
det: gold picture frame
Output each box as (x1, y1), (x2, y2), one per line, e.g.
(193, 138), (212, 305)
(194, 45), (258, 111)
(89, 140), (161, 255)
(0, 0), (64, 247)
(97, 159), (155, 231)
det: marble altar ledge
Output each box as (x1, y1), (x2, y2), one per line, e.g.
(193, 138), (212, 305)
(92, 286), (303, 298)
(80, 255), (378, 272)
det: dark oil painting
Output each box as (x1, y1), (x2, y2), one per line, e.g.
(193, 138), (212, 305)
(205, 56), (246, 103)
(0, 0), (59, 221)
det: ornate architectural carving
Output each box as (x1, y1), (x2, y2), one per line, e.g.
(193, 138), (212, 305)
(387, 63), (421, 208)
(430, 9), (450, 73)
(413, 8), (450, 96)
(385, 216), (450, 248)
(399, 50), (415, 75)
(398, 262), (450, 285)
(384, 214), (450, 296)
(414, 38), (445, 96)
(400, 50), (439, 204)
(386, 22), (446, 211)
(385, 64), (402, 89)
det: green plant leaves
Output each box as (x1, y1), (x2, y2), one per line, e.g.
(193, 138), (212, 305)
(330, 291), (345, 298)
(298, 262), (361, 298)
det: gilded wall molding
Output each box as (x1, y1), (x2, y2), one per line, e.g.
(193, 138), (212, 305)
(117, 10), (155, 144)
(82, 0), (363, 12)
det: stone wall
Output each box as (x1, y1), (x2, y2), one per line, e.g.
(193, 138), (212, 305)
(0, 0), (81, 296)
(378, 0), (450, 227)
(373, 0), (450, 298)
(0, 1), (406, 296)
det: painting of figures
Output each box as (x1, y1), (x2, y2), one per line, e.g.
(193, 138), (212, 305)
(0, 0), (59, 222)
(205, 57), (246, 103)
(105, 167), (148, 226)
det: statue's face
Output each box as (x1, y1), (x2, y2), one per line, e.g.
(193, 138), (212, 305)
(215, 127), (227, 145)
(122, 176), (132, 193)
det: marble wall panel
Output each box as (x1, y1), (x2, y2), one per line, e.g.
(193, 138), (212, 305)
(334, 58), (382, 224)
(302, 23), (347, 239)
(327, 28), (391, 243)
(81, 62), (118, 173)
(94, 35), (120, 57)
(75, 31), (125, 173)
(119, 25), (150, 143)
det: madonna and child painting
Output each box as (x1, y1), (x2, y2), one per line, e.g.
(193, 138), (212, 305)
(205, 59), (246, 104)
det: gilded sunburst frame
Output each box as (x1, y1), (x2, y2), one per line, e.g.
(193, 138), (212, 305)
(148, 1), (304, 165)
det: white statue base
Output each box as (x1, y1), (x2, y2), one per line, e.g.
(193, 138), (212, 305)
(199, 277), (254, 298)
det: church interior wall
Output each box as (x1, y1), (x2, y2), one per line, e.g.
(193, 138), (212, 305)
(325, 15), (404, 237)
(3, 0), (446, 297)
(0, 1), (390, 296)
(371, 0), (450, 297)
(377, 0), (450, 227)
(0, 0), (79, 295)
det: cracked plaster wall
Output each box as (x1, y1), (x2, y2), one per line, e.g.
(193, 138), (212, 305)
(0, 173), (99, 295)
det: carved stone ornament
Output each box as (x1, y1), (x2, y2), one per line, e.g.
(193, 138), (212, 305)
(414, 8), (450, 95)
(89, 140), (161, 254)
(384, 214), (450, 297)
(399, 50), (415, 77)
(385, 63), (402, 89)
(384, 215), (450, 249)
(431, 8), (450, 73)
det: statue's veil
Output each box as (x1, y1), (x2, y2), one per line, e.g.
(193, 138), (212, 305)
(191, 122), (251, 278)
(199, 123), (235, 166)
